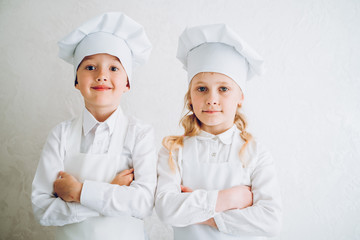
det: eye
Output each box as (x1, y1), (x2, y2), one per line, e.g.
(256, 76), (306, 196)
(197, 86), (207, 92)
(219, 87), (229, 92)
(110, 66), (119, 72)
(85, 65), (96, 71)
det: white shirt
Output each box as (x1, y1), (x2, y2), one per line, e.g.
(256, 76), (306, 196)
(195, 126), (234, 163)
(32, 107), (157, 226)
(155, 126), (282, 238)
(81, 108), (117, 154)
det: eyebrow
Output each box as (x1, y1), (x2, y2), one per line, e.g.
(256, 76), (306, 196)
(81, 56), (94, 61)
(81, 56), (121, 63)
(193, 81), (231, 85)
(216, 81), (232, 85)
(193, 81), (207, 85)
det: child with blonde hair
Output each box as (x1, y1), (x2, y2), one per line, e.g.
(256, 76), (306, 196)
(155, 24), (282, 239)
(32, 12), (156, 240)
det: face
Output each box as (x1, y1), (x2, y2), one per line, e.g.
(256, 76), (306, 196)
(76, 53), (129, 112)
(189, 72), (244, 135)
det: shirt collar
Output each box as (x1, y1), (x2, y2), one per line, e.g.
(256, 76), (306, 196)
(197, 125), (237, 145)
(82, 107), (121, 136)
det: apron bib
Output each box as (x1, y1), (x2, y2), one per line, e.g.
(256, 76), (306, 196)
(174, 135), (257, 240)
(56, 114), (145, 240)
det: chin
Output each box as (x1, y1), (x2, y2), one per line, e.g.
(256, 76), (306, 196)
(201, 120), (223, 128)
(199, 117), (222, 125)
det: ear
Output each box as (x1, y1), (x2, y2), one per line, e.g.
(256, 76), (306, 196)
(124, 80), (130, 93)
(237, 90), (244, 107)
(74, 76), (80, 89)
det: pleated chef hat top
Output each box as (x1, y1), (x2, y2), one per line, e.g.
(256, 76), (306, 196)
(58, 12), (152, 85)
(177, 24), (264, 94)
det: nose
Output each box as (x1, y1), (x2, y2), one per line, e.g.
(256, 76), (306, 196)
(96, 68), (108, 83)
(97, 76), (107, 82)
(206, 90), (219, 105)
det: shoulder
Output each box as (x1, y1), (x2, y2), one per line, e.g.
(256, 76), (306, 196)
(245, 139), (274, 169)
(127, 115), (153, 131)
(46, 118), (74, 140)
(246, 139), (270, 155)
(41, 117), (77, 156)
(231, 128), (271, 157)
(182, 135), (195, 147)
(158, 145), (171, 158)
(125, 114), (155, 140)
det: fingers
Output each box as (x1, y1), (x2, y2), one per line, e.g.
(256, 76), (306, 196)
(58, 171), (66, 178)
(236, 185), (251, 191)
(125, 168), (134, 173)
(58, 171), (74, 179)
(111, 172), (134, 186)
(181, 185), (193, 193)
(126, 173), (134, 180)
(244, 185), (251, 191)
(118, 168), (134, 176)
(128, 174), (134, 182)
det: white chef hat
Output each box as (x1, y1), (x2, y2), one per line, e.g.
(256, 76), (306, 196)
(177, 24), (264, 94)
(58, 12), (152, 85)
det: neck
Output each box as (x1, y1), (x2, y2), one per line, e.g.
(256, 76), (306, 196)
(201, 123), (234, 135)
(85, 105), (118, 122)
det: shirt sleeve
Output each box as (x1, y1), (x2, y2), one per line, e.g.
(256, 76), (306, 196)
(155, 146), (219, 227)
(213, 142), (282, 237)
(31, 122), (99, 226)
(79, 123), (157, 219)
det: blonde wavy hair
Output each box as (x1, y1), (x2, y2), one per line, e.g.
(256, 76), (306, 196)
(163, 75), (253, 171)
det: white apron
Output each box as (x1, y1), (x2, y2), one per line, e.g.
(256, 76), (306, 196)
(173, 135), (263, 240)
(55, 114), (145, 240)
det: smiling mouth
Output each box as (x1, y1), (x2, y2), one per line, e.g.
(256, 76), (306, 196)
(91, 86), (112, 91)
(203, 110), (221, 113)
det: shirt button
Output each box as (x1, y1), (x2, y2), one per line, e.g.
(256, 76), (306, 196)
(211, 152), (216, 157)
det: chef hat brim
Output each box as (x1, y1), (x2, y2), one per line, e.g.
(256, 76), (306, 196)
(177, 24), (265, 92)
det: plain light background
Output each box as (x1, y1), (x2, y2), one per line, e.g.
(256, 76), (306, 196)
(1, 0), (360, 239)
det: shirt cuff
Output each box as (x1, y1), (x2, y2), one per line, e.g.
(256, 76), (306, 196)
(214, 213), (228, 233)
(206, 190), (219, 215)
(80, 180), (106, 212)
(74, 202), (100, 218)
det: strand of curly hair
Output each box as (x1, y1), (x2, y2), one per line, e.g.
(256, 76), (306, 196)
(163, 86), (252, 172)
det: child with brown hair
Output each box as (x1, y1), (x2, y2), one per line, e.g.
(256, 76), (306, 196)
(32, 12), (156, 240)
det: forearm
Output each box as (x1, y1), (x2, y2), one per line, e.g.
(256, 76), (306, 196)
(32, 124), (99, 226)
(32, 186), (99, 226)
(214, 204), (282, 237)
(187, 185), (252, 228)
(80, 179), (156, 219)
(215, 185), (253, 212)
(155, 189), (218, 227)
(214, 146), (282, 236)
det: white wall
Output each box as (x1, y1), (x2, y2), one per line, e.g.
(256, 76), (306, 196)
(1, 0), (359, 239)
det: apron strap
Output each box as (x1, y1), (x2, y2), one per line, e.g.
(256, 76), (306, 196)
(177, 147), (183, 179)
(178, 137), (199, 183)
(107, 112), (129, 155)
(65, 115), (83, 154)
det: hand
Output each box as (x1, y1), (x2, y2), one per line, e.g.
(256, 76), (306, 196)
(180, 185), (193, 193)
(198, 218), (218, 229)
(111, 168), (134, 186)
(53, 171), (83, 203)
(216, 185), (253, 212)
